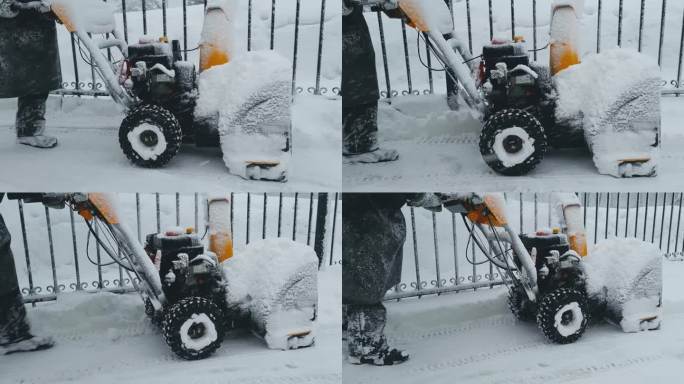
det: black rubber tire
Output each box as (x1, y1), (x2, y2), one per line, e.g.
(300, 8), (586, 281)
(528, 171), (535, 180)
(507, 287), (535, 321)
(162, 297), (224, 360)
(479, 109), (548, 176)
(119, 104), (182, 167)
(536, 288), (589, 344)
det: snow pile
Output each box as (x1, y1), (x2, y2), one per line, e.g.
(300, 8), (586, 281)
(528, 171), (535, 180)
(49, 0), (117, 33)
(554, 48), (661, 177)
(397, 0), (453, 35)
(195, 50), (292, 180)
(583, 238), (662, 332)
(222, 237), (318, 350)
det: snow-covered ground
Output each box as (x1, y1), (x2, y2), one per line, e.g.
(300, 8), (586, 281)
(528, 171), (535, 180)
(343, 260), (683, 384)
(0, 1), (342, 191)
(343, 0), (684, 191)
(0, 94), (340, 191)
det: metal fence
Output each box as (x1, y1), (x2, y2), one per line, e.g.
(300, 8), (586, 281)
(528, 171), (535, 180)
(386, 192), (683, 301)
(56, 0), (338, 97)
(368, 0), (684, 98)
(2, 192), (340, 305)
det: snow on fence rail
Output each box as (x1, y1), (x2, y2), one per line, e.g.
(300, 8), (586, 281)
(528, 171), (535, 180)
(387, 192), (684, 301)
(1, 192), (341, 305)
(369, 0), (684, 99)
(55, 0), (340, 97)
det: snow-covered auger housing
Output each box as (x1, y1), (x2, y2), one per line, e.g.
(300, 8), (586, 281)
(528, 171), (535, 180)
(35, 0), (291, 181)
(380, 0), (660, 177)
(442, 193), (661, 344)
(21, 193), (318, 360)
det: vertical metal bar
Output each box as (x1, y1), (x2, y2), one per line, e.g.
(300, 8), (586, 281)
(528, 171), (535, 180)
(615, 193), (620, 237)
(451, 212), (459, 286)
(643, 193), (650, 241)
(230, 193), (234, 239)
(625, 192), (631, 237)
(182, 0), (188, 60)
(262, 193), (268, 239)
(432, 212), (441, 289)
(94, 223), (102, 289)
(70, 33), (81, 93)
(466, 0), (473, 53)
(291, 0), (302, 96)
(142, 0), (147, 35)
(67, 210), (82, 292)
(659, 193), (668, 249)
(519, 193), (523, 232)
(659, 0), (667, 66)
(136, 193), (142, 242)
(44, 207), (58, 295)
(425, 33), (434, 93)
(246, 193), (251, 244)
(377, 12), (392, 98)
(534, 193), (538, 230)
(594, 193), (599, 243)
(638, 0), (645, 52)
(329, 193), (339, 266)
(155, 193), (161, 232)
(676, 193), (684, 253)
(667, 193), (676, 252)
(293, 193), (299, 241)
(122, 0), (129, 43)
(270, 0), (276, 50)
(194, 193), (199, 231)
(583, 193), (588, 228)
(314, 0), (327, 94)
(401, 21), (413, 94)
(604, 193), (610, 239)
(175, 193), (180, 226)
(617, 0), (623, 46)
(277, 193), (283, 236)
(510, 0), (516, 40)
(635, 193), (641, 238)
(162, 0), (167, 36)
(488, 0), (494, 41)
(652, 193), (659, 243)
(532, 0), (537, 60)
(248, 0), (253, 51)
(17, 201), (35, 304)
(596, 0), (602, 53)
(307, 193), (314, 245)
(410, 207), (422, 293)
(677, 6), (684, 89)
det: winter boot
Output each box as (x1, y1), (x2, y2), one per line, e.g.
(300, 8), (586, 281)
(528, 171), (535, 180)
(346, 303), (409, 366)
(16, 93), (57, 149)
(343, 103), (399, 164)
(17, 135), (58, 149)
(343, 148), (399, 164)
(0, 290), (54, 355)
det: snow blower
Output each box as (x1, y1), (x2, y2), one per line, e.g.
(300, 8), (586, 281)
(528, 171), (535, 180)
(361, 0), (660, 177)
(442, 192), (661, 344)
(13, 193), (317, 360)
(21, 0), (291, 181)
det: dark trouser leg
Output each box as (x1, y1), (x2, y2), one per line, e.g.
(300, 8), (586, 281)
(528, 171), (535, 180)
(343, 103), (379, 155)
(346, 303), (387, 358)
(16, 93), (48, 138)
(0, 214), (29, 345)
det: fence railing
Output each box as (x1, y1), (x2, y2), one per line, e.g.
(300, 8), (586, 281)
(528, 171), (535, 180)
(386, 192), (682, 301)
(1, 192), (340, 304)
(55, 0), (339, 98)
(367, 0), (684, 99)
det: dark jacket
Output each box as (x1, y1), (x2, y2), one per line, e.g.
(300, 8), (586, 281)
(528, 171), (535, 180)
(342, 193), (411, 305)
(0, 3), (62, 98)
(341, 3), (379, 107)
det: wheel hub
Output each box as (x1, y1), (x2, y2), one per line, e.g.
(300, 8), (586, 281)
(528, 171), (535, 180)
(139, 129), (159, 147)
(503, 134), (524, 153)
(561, 309), (574, 325)
(187, 322), (206, 339)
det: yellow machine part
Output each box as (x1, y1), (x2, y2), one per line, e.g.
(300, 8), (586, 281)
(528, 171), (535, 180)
(398, 0), (430, 32)
(550, 42), (580, 75)
(206, 196), (234, 262)
(209, 232), (234, 263)
(549, 4), (582, 75)
(50, 3), (77, 33)
(85, 193), (120, 225)
(466, 194), (508, 228)
(569, 233), (588, 257)
(199, 5), (233, 72)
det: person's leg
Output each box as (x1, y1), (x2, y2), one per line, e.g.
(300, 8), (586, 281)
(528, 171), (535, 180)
(346, 303), (409, 365)
(0, 214), (54, 353)
(342, 103), (398, 163)
(16, 93), (58, 149)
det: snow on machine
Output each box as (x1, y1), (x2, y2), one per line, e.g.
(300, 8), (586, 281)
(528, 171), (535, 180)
(442, 193), (661, 344)
(20, 0), (291, 181)
(17, 193), (317, 360)
(362, 0), (660, 177)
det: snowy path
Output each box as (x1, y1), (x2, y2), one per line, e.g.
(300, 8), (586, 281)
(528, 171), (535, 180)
(343, 261), (684, 384)
(343, 96), (684, 192)
(0, 95), (340, 192)
(0, 268), (342, 384)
